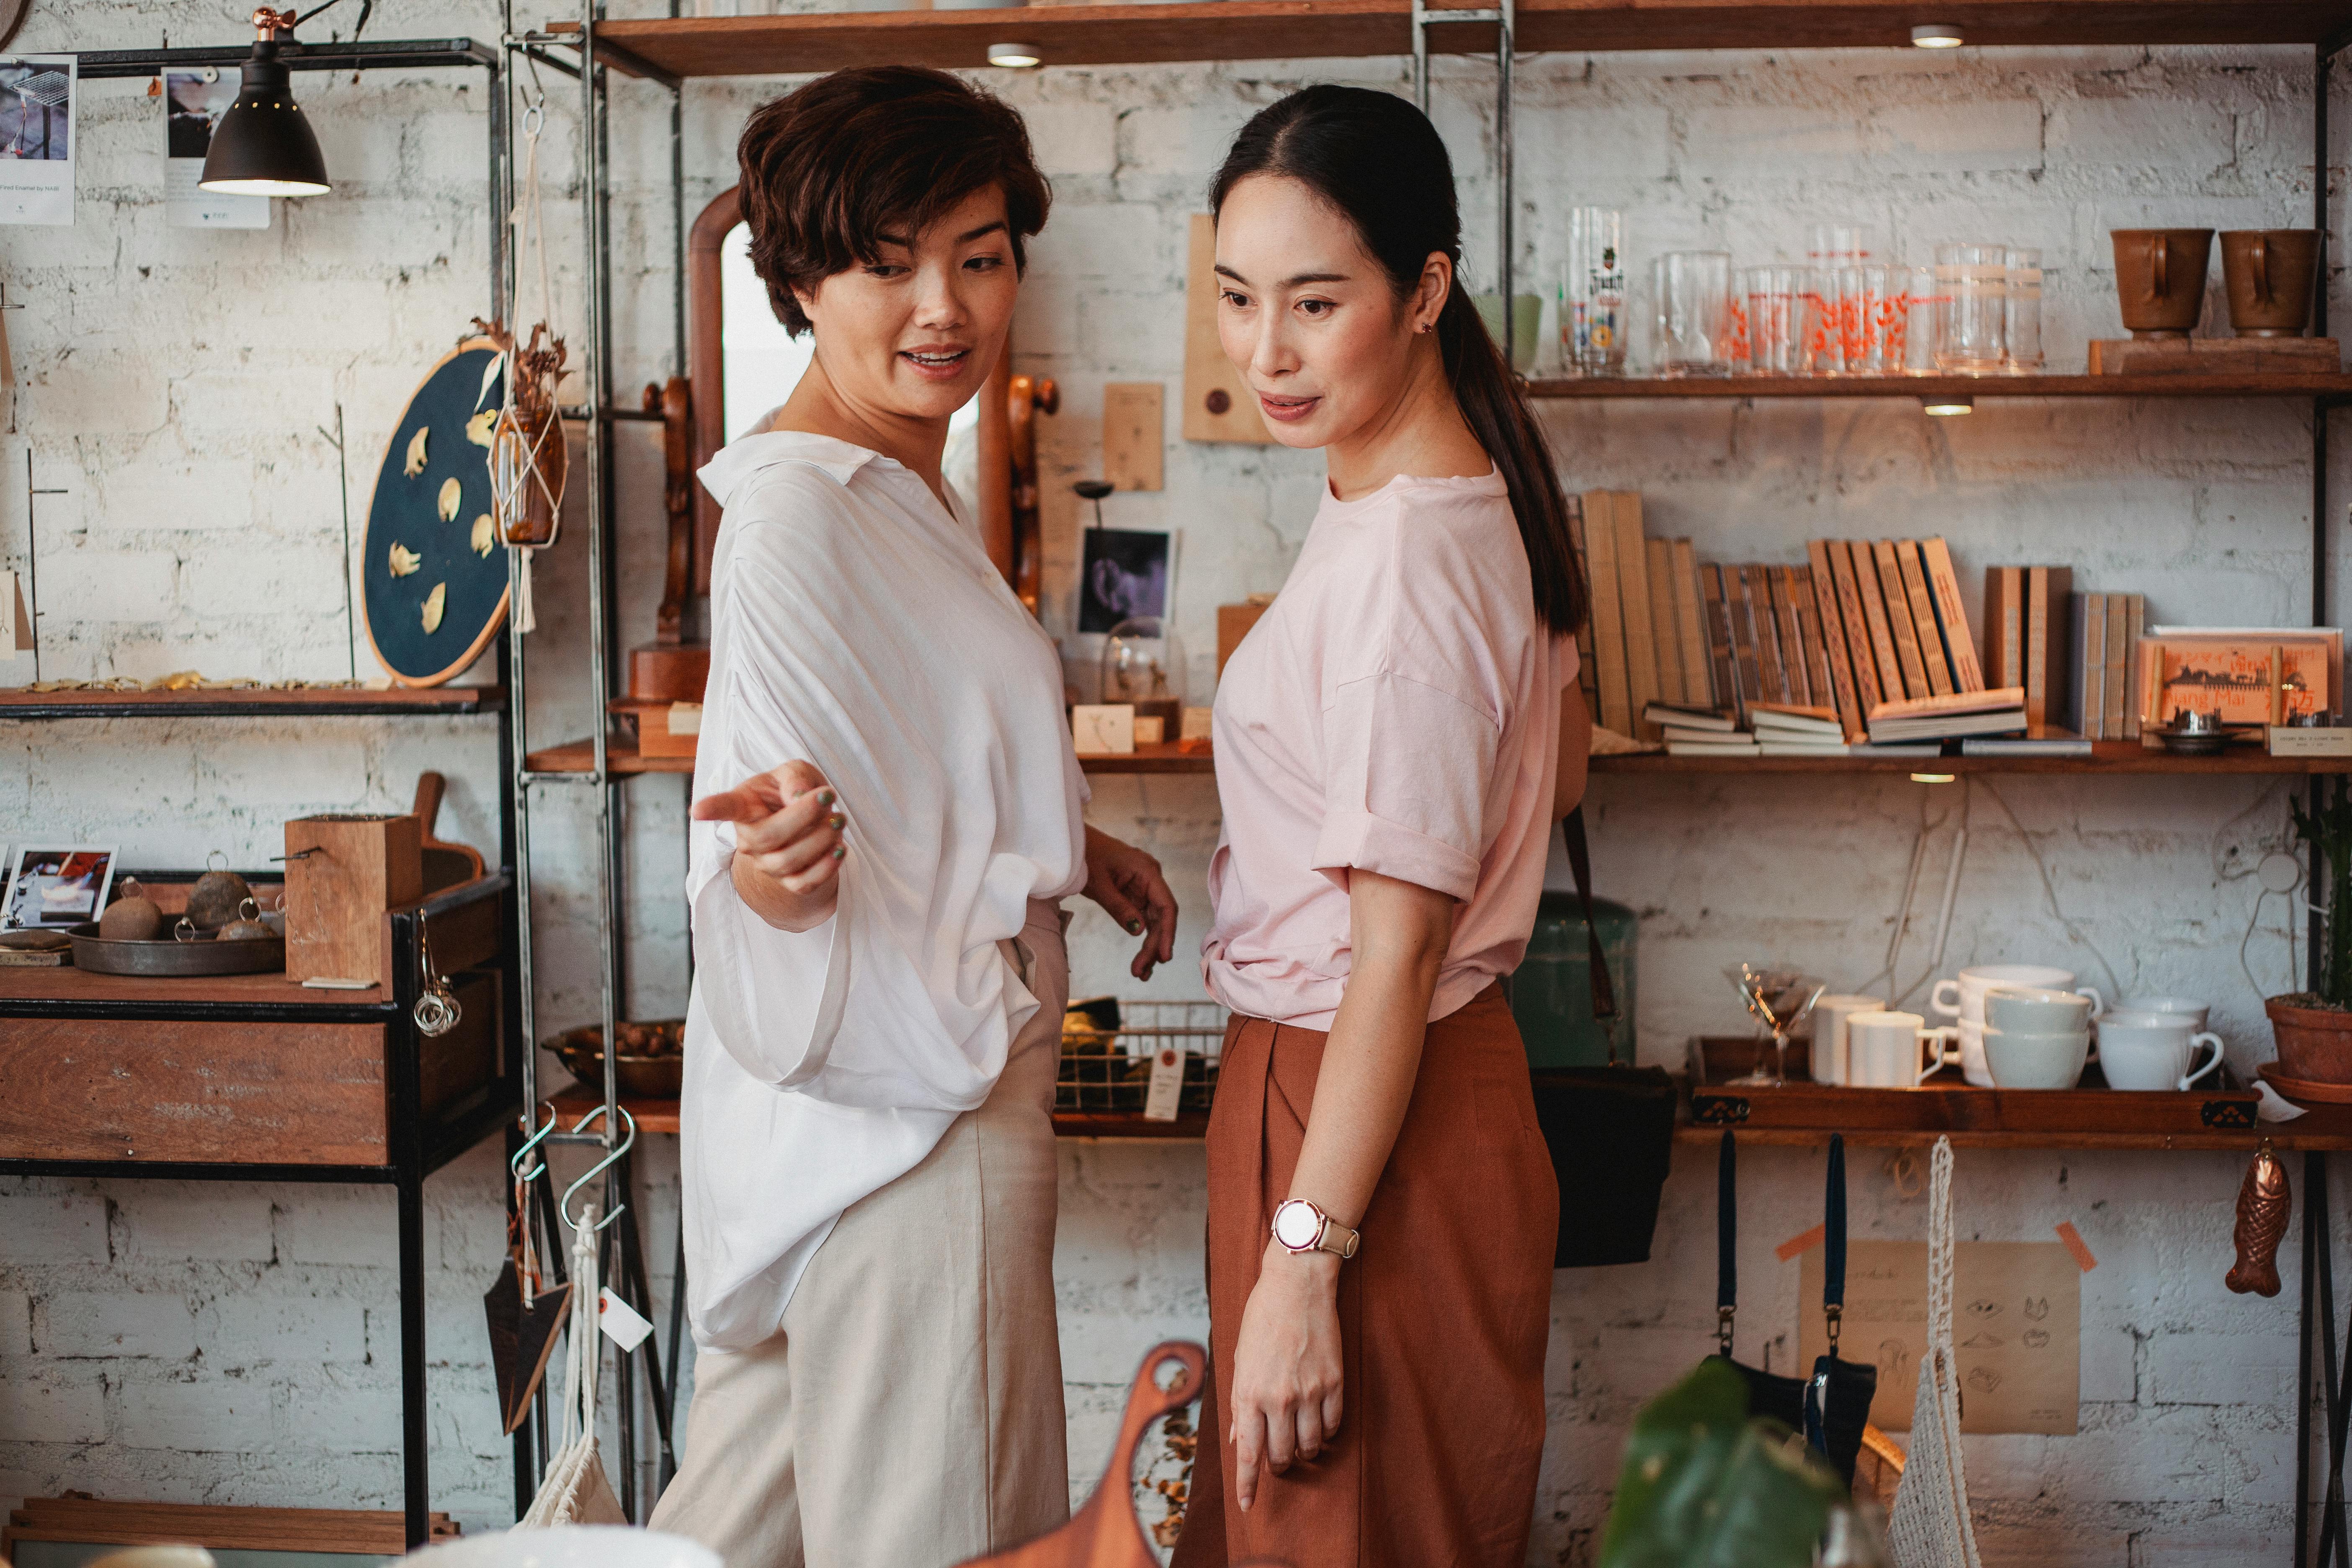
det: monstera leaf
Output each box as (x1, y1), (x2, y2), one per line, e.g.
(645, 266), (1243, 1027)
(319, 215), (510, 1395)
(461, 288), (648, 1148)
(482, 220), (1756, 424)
(1599, 1358), (1847, 1568)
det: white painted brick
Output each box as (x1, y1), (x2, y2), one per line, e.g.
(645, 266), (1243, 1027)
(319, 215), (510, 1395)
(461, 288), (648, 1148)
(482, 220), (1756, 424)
(276, 1188), (399, 1268)
(115, 1190), (276, 1264)
(1023, 102), (1122, 178)
(2079, 1323), (2137, 1404)
(93, 458), (260, 534)
(2048, 96), (2233, 171)
(0, 1373), (107, 1444)
(35, 549), (177, 625)
(1870, 100), (2044, 173)
(2148, 1331), (2298, 1408)
(0, 1290), (30, 1357)
(41, 1292), (196, 1362)
(197, 1295), (368, 1370)
(0, 1189), (110, 1262)
(284, 1377), (402, 1455)
(115, 1376), (271, 1452)
(1684, 106), (1867, 178)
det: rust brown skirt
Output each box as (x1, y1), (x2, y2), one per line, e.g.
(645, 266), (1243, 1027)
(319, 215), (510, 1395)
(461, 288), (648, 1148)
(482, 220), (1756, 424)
(1171, 984), (1558, 1568)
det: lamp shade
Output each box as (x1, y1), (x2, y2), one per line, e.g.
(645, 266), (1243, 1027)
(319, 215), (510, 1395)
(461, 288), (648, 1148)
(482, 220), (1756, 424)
(199, 35), (329, 196)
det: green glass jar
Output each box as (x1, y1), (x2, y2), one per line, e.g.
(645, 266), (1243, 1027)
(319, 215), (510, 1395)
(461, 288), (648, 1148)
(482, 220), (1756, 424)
(1511, 891), (1637, 1068)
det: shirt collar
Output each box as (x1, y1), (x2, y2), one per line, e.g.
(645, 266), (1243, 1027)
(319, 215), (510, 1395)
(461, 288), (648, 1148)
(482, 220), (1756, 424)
(698, 430), (886, 508)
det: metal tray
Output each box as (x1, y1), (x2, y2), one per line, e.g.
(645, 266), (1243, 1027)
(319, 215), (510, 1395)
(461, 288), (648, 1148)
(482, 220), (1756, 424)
(67, 921), (286, 977)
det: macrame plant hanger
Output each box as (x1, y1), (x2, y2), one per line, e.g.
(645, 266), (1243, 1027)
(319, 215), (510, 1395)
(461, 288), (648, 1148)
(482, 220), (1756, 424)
(480, 56), (568, 632)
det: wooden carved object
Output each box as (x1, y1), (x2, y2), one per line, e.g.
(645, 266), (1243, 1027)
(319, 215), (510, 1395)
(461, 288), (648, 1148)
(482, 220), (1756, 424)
(952, 1341), (1281, 1568)
(412, 770), (486, 895)
(1007, 373), (1060, 614)
(2226, 1138), (2290, 1297)
(647, 376), (694, 646)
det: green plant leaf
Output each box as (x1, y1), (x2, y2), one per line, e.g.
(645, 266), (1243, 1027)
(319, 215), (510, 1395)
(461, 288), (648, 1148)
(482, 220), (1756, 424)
(1599, 1359), (1846, 1568)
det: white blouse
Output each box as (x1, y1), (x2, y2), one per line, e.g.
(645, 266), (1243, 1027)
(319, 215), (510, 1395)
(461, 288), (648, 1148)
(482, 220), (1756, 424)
(680, 431), (1088, 1353)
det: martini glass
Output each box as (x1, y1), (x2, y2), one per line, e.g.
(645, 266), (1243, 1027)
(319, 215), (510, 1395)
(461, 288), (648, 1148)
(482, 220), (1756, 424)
(1724, 963), (1828, 1086)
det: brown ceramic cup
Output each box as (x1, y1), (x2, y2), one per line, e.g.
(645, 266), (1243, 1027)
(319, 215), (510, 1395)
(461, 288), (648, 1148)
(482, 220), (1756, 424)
(2111, 228), (2213, 338)
(2221, 230), (2319, 337)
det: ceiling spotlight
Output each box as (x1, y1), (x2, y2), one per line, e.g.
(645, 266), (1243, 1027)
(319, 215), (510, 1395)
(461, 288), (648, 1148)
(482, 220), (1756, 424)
(1911, 23), (1965, 47)
(200, 6), (331, 196)
(1911, 772), (1959, 784)
(1922, 395), (1974, 416)
(987, 41), (1043, 67)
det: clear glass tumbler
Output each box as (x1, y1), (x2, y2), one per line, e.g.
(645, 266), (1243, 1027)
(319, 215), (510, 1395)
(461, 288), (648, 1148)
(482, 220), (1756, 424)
(1935, 242), (2008, 373)
(1902, 264), (1941, 372)
(1653, 250), (1735, 376)
(1562, 208), (1628, 375)
(2005, 246), (2044, 371)
(1826, 265), (1894, 374)
(1744, 266), (1807, 374)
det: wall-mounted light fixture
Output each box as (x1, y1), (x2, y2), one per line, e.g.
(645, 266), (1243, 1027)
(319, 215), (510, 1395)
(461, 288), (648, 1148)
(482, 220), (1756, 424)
(199, 7), (330, 196)
(1911, 23), (1965, 47)
(987, 41), (1043, 67)
(1921, 395), (1974, 416)
(1911, 772), (1958, 784)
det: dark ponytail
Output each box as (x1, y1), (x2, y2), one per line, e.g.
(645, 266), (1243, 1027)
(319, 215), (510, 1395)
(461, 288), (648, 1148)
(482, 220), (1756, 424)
(1210, 85), (1586, 635)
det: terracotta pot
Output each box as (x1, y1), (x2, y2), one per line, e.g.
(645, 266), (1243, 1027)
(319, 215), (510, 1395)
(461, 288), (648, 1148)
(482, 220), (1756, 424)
(2267, 995), (2352, 1083)
(2112, 228), (2213, 339)
(2221, 230), (2319, 338)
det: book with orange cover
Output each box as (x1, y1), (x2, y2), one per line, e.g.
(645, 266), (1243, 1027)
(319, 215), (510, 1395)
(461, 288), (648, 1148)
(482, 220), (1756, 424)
(1867, 541), (1929, 699)
(1646, 536), (1685, 707)
(1699, 563), (1740, 718)
(1829, 540), (1887, 715)
(1580, 490), (1634, 736)
(1612, 494), (1664, 737)
(1897, 541), (1955, 696)
(2024, 566), (2073, 729)
(1671, 539), (1712, 707)
(1725, 566), (1765, 711)
(1743, 565), (1790, 704)
(1983, 565), (2024, 691)
(1806, 541), (1867, 741)
(1920, 537), (1984, 691)
(1771, 567), (1813, 706)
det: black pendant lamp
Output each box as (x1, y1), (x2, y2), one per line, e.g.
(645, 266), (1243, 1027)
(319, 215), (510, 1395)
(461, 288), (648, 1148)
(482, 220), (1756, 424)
(199, 6), (330, 197)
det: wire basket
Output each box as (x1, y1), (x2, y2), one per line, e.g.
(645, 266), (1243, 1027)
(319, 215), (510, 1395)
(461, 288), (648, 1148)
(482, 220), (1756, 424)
(1057, 998), (1227, 1116)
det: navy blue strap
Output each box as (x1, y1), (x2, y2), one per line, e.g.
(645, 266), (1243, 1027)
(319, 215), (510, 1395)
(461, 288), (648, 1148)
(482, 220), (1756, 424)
(1718, 1130), (1737, 1311)
(1824, 1133), (1847, 1310)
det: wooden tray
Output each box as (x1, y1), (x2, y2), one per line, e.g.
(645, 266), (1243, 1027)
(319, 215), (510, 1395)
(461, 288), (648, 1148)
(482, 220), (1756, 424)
(1684, 1035), (2259, 1137)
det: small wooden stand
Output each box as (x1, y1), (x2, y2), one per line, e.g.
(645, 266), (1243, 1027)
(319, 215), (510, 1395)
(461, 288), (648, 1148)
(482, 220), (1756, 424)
(2089, 337), (2341, 375)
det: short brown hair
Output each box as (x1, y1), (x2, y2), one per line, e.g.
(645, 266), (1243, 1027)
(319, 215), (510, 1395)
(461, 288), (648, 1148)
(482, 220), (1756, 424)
(737, 67), (1051, 337)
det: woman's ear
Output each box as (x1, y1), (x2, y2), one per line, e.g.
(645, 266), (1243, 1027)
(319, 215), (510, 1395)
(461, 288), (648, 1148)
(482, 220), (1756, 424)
(791, 279), (821, 330)
(1414, 251), (1453, 333)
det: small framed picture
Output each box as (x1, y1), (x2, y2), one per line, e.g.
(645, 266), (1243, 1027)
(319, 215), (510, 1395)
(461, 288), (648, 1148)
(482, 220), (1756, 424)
(1078, 527), (1172, 634)
(2, 844), (116, 930)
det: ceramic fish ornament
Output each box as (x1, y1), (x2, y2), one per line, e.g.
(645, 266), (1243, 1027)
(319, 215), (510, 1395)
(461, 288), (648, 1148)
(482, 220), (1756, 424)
(389, 542), (421, 576)
(2226, 1139), (2290, 1297)
(472, 514), (496, 558)
(438, 477), (463, 522)
(405, 426), (430, 477)
(422, 582), (447, 634)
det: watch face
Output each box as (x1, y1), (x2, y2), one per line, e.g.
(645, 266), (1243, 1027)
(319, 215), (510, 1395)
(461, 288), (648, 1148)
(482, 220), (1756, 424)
(1273, 1201), (1320, 1251)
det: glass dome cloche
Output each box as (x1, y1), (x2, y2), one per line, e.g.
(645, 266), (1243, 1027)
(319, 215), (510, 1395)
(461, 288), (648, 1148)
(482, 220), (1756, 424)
(1099, 616), (1186, 730)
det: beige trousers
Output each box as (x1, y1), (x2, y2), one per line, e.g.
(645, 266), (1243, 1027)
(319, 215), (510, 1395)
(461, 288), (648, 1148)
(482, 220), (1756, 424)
(649, 902), (1072, 1568)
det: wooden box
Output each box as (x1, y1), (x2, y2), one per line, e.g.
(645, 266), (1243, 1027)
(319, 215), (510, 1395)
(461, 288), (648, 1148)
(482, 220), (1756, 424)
(610, 695), (702, 758)
(2088, 336), (2341, 375)
(284, 815), (423, 987)
(629, 641), (709, 703)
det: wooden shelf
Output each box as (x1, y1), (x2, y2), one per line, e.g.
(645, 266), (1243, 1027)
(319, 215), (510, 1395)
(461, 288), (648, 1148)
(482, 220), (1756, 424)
(0, 685), (503, 720)
(1526, 371), (2352, 400)
(1594, 742), (2352, 774)
(0, 965), (387, 1015)
(568, 0), (2352, 79)
(1079, 742), (1215, 775)
(550, 1086), (1209, 1141)
(1679, 1123), (2352, 1151)
(524, 735), (693, 776)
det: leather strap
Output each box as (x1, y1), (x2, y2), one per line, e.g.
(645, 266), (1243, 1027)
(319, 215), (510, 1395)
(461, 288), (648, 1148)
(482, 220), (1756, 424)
(1717, 1129), (1737, 1354)
(1562, 806), (1618, 1031)
(1824, 1133), (1848, 1356)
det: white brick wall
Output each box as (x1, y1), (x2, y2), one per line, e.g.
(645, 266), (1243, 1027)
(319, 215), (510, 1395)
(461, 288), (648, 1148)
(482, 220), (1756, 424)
(3, 6), (2344, 1560)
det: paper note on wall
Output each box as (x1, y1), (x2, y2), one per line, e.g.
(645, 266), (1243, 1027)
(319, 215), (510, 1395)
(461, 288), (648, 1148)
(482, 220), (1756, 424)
(1799, 1240), (2080, 1434)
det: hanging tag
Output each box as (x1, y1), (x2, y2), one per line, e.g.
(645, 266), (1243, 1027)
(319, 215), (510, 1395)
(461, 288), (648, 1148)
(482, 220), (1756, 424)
(598, 1286), (653, 1351)
(1143, 1046), (1186, 1122)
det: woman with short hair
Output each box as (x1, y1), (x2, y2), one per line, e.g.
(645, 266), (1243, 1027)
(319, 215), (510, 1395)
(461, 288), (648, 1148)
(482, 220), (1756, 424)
(647, 66), (1178, 1568)
(1173, 85), (1589, 1567)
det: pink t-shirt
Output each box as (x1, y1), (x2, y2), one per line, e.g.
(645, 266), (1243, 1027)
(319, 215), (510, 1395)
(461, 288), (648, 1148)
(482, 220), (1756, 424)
(1202, 468), (1579, 1030)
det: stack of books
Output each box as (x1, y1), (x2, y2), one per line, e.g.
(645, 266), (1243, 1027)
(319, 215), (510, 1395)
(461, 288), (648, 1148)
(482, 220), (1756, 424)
(1571, 492), (1714, 742)
(1650, 702), (1755, 756)
(1750, 702), (1849, 756)
(1867, 687), (2030, 744)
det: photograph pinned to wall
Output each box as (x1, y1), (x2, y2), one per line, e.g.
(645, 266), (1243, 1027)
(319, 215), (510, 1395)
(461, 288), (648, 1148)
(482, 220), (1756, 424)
(2, 844), (116, 931)
(1078, 527), (1173, 634)
(165, 68), (267, 229)
(0, 55), (73, 224)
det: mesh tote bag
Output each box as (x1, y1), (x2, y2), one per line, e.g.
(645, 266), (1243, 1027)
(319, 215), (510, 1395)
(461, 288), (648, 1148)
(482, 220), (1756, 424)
(1886, 1137), (1983, 1568)
(519, 1201), (629, 1527)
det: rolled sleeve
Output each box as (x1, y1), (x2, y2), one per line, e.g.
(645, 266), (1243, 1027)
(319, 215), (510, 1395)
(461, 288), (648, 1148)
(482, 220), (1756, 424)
(1310, 672), (1498, 902)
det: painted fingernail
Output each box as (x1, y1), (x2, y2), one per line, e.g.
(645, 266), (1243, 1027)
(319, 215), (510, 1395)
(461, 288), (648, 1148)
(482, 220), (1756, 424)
(829, 813), (846, 830)
(831, 845), (846, 859)
(818, 790), (835, 806)
(1127, 919), (1142, 934)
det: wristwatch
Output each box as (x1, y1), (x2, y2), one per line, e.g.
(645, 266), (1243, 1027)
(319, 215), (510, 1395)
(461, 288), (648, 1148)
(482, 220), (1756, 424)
(1271, 1198), (1360, 1260)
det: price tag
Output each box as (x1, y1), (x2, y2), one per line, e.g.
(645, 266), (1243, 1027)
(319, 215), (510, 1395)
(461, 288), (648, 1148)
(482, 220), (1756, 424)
(1144, 1046), (1186, 1122)
(598, 1286), (653, 1352)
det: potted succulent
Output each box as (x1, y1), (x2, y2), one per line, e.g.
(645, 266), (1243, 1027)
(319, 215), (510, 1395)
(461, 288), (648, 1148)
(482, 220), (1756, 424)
(2271, 775), (2352, 1082)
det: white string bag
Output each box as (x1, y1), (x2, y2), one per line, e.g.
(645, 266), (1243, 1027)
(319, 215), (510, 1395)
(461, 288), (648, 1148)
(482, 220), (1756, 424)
(1886, 1137), (1983, 1568)
(519, 1201), (628, 1527)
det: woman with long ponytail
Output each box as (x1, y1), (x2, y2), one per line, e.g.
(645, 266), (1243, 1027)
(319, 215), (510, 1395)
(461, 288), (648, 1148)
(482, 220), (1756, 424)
(1178, 85), (1590, 1567)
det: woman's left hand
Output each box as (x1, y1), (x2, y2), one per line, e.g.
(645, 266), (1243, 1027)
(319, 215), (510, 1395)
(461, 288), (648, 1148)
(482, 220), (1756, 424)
(1082, 826), (1179, 980)
(1228, 1243), (1345, 1511)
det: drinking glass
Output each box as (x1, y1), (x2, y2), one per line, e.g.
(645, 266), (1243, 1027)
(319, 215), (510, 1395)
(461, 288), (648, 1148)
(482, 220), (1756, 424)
(1653, 251), (1735, 376)
(1935, 242), (2008, 373)
(1826, 265), (1894, 374)
(2005, 246), (2045, 371)
(1562, 207), (1628, 375)
(1902, 264), (1941, 372)
(1808, 224), (1879, 268)
(1724, 963), (1828, 1086)
(1744, 265), (1806, 374)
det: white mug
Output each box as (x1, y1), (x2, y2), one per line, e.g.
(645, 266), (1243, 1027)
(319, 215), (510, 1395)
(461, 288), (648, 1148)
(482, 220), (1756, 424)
(1847, 1011), (1961, 1088)
(2097, 1012), (2224, 1091)
(1981, 1024), (2093, 1090)
(1932, 966), (2102, 1083)
(2115, 995), (2210, 1031)
(1983, 984), (2100, 1036)
(1810, 993), (1888, 1085)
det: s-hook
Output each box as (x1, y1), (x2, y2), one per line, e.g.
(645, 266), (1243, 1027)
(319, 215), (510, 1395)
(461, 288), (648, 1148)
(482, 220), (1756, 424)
(511, 1099), (559, 1184)
(561, 1104), (637, 1233)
